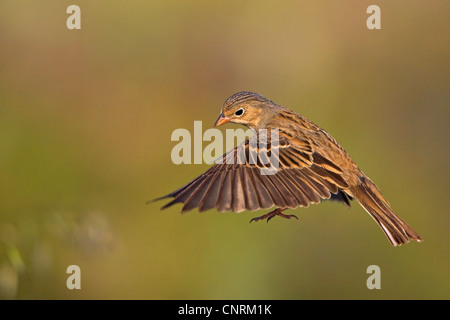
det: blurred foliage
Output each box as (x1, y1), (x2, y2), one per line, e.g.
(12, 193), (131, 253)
(0, 1), (449, 299)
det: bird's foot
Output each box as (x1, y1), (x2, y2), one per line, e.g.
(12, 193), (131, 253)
(250, 208), (298, 223)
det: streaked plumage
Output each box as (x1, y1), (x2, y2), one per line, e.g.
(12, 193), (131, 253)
(156, 91), (423, 246)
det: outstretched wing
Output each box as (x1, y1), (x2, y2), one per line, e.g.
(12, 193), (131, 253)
(157, 130), (352, 213)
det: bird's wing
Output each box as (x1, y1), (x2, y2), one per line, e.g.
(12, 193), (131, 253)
(159, 130), (351, 213)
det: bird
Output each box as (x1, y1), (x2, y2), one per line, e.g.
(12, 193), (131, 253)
(155, 91), (423, 246)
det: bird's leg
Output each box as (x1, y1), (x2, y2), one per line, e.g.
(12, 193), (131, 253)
(250, 208), (298, 223)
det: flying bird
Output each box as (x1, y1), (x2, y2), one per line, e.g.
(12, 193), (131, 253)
(155, 91), (423, 246)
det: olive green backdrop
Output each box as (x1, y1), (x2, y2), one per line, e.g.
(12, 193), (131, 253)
(0, 1), (448, 299)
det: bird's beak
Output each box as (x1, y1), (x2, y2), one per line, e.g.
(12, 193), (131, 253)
(214, 112), (230, 127)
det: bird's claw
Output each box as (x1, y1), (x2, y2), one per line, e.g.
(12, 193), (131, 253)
(249, 209), (298, 223)
(277, 213), (299, 221)
(249, 214), (270, 223)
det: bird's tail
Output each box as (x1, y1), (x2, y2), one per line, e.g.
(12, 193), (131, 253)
(350, 176), (423, 246)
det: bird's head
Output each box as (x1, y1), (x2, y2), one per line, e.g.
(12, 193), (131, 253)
(214, 91), (277, 130)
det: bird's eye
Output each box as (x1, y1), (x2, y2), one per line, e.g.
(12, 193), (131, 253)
(235, 108), (245, 117)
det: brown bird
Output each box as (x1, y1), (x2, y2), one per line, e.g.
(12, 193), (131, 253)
(156, 91), (423, 246)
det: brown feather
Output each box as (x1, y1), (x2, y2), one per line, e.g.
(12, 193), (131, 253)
(241, 167), (260, 211)
(215, 170), (232, 212)
(283, 169), (320, 203)
(247, 167), (274, 209)
(182, 175), (214, 212)
(198, 172), (222, 212)
(254, 172), (288, 208)
(232, 167), (246, 212)
(266, 173), (299, 208)
(350, 176), (423, 246)
(296, 168), (331, 200)
(312, 152), (343, 174)
(277, 170), (310, 207)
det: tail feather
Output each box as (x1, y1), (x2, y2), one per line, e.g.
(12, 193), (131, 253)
(351, 176), (423, 246)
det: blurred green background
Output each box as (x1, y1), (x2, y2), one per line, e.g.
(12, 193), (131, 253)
(0, 0), (449, 299)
